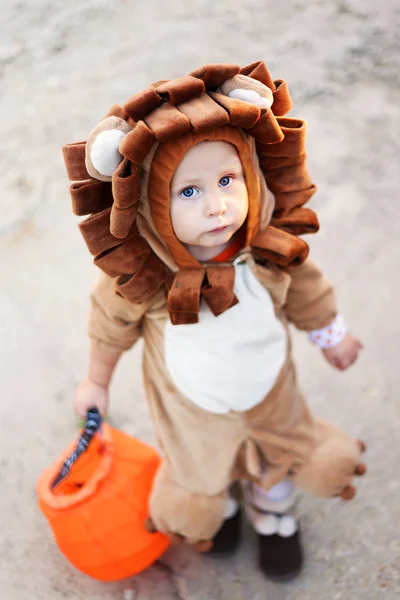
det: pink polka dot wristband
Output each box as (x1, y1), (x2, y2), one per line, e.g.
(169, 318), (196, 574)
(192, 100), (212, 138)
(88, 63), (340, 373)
(309, 314), (347, 349)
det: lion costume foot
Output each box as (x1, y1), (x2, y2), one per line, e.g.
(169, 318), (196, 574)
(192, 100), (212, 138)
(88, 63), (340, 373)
(290, 419), (367, 499)
(146, 464), (228, 550)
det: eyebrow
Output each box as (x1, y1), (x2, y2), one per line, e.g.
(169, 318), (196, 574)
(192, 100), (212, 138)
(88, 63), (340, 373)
(172, 177), (203, 189)
(218, 162), (241, 174)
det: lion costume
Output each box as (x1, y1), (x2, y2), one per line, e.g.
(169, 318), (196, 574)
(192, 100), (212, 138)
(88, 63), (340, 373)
(63, 61), (365, 546)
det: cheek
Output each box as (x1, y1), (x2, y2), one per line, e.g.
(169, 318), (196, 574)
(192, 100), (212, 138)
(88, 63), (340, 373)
(170, 200), (198, 241)
(231, 187), (249, 221)
(170, 202), (184, 235)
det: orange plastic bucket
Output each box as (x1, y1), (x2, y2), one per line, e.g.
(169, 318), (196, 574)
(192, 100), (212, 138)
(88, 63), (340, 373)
(36, 413), (169, 581)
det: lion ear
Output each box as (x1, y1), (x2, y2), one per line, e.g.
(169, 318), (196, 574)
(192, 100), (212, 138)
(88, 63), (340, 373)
(216, 74), (273, 109)
(85, 116), (133, 182)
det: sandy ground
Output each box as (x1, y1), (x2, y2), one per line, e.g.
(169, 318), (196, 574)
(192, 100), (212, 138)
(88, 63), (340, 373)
(1, 0), (400, 598)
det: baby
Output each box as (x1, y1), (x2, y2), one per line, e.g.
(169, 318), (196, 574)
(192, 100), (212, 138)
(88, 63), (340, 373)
(64, 61), (366, 580)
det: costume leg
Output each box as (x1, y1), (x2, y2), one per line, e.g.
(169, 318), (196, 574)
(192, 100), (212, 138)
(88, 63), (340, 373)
(143, 370), (246, 547)
(148, 462), (229, 548)
(242, 359), (366, 577)
(245, 360), (366, 500)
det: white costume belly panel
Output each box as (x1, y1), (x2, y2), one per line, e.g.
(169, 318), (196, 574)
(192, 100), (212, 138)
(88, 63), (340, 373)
(164, 260), (286, 414)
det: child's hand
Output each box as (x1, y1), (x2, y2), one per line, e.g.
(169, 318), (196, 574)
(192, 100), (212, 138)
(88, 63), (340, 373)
(322, 334), (364, 371)
(74, 379), (109, 418)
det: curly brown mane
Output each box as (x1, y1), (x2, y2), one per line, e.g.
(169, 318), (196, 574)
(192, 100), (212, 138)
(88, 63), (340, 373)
(62, 61), (318, 314)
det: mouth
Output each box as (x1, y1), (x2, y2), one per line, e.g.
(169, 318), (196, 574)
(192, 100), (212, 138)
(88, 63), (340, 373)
(208, 225), (229, 234)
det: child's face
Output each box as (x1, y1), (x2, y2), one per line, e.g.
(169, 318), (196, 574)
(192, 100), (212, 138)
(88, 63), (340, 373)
(170, 141), (248, 261)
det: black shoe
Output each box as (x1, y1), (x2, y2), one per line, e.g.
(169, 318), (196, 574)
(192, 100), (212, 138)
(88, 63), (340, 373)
(208, 508), (242, 554)
(258, 525), (303, 581)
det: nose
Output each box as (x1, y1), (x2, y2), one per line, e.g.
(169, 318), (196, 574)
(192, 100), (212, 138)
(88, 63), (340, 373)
(205, 192), (227, 217)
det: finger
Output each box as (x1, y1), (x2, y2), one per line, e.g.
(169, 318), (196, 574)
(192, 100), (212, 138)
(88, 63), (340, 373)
(356, 340), (365, 350)
(328, 355), (344, 370)
(76, 404), (89, 418)
(341, 351), (357, 370)
(98, 404), (107, 417)
(344, 355), (356, 369)
(333, 357), (347, 371)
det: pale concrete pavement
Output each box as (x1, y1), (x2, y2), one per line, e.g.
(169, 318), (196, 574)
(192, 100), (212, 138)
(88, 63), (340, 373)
(1, 1), (399, 598)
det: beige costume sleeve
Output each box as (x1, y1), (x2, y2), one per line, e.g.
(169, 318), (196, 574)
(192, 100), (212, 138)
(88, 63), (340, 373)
(283, 259), (338, 331)
(87, 272), (149, 351)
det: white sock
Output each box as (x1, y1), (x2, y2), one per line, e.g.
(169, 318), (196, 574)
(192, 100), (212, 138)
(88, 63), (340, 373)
(224, 495), (239, 519)
(247, 479), (296, 513)
(243, 480), (298, 537)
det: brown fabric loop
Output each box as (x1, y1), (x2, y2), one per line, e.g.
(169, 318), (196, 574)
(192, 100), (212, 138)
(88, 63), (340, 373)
(79, 207), (135, 256)
(271, 207), (320, 235)
(208, 92), (261, 128)
(168, 310), (200, 326)
(62, 142), (90, 181)
(116, 251), (167, 303)
(104, 104), (129, 120)
(202, 266), (238, 316)
(123, 86), (162, 122)
(119, 121), (156, 165)
(255, 115), (316, 220)
(69, 179), (113, 216)
(240, 60), (275, 90)
(169, 311), (199, 325)
(189, 63), (240, 89)
(94, 236), (151, 278)
(259, 118), (306, 157)
(271, 79), (293, 116)
(110, 203), (137, 239)
(247, 110), (284, 144)
(252, 225), (309, 266)
(176, 94), (230, 132)
(156, 76), (206, 105)
(272, 185), (317, 216)
(144, 103), (192, 142)
(111, 158), (140, 209)
(167, 269), (205, 324)
(166, 265), (238, 323)
(258, 155), (304, 170)
(262, 161), (313, 195)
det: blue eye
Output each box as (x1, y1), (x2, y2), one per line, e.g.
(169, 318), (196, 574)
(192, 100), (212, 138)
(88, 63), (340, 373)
(180, 186), (199, 199)
(219, 176), (233, 187)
